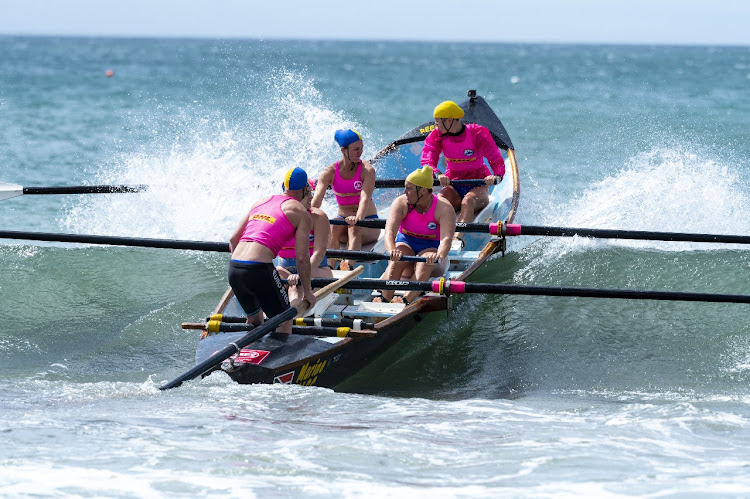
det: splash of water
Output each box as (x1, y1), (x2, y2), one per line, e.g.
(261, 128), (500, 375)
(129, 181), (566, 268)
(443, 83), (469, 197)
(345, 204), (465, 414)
(542, 146), (750, 253)
(61, 69), (366, 241)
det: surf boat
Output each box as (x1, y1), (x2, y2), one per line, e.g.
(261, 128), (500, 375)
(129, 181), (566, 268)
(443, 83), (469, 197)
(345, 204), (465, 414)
(191, 90), (520, 388)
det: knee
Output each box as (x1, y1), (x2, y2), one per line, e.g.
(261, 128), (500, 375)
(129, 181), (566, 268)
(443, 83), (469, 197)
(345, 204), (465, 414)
(461, 195), (476, 209)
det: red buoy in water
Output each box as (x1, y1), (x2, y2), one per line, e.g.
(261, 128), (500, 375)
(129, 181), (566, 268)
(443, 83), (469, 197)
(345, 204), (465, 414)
(105, 69), (115, 77)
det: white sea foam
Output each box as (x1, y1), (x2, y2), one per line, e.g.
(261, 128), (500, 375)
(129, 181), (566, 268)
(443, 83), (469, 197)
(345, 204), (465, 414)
(60, 69), (367, 242)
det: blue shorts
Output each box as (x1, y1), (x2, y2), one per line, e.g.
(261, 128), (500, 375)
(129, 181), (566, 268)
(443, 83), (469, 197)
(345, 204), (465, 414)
(395, 232), (439, 254)
(453, 184), (476, 199)
(277, 256), (329, 273)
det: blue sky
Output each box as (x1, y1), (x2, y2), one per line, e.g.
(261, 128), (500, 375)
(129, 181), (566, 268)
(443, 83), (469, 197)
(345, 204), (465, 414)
(2, 0), (750, 46)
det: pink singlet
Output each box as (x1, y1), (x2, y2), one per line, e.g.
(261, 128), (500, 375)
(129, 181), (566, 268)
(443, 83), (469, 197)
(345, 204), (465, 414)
(398, 194), (441, 240)
(332, 160), (363, 206)
(278, 220), (314, 258)
(239, 194), (296, 257)
(420, 123), (505, 179)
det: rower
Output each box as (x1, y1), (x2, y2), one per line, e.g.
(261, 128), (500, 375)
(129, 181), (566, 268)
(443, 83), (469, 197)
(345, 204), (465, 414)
(311, 128), (380, 270)
(275, 181), (334, 303)
(228, 167), (316, 337)
(374, 165), (456, 305)
(421, 100), (505, 246)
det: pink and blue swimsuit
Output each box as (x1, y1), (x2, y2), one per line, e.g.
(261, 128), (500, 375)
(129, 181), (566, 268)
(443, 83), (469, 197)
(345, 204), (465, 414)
(395, 194), (441, 254)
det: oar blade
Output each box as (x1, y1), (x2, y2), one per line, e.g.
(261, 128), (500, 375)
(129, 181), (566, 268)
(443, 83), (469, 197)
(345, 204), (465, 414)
(0, 183), (23, 201)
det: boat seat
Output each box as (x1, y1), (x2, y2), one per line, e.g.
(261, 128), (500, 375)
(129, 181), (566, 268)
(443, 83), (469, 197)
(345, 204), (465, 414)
(304, 293), (339, 318)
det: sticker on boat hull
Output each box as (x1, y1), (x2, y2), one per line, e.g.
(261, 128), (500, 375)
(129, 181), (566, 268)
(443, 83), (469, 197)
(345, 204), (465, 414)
(215, 349), (270, 365)
(274, 371), (295, 384)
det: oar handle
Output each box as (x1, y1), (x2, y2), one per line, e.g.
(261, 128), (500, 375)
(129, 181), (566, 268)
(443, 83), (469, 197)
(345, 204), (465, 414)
(325, 249), (429, 263)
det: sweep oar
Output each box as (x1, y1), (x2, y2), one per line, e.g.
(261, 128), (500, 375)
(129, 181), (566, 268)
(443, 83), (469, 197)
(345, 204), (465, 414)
(303, 277), (750, 305)
(159, 266), (364, 391)
(0, 182), (147, 201)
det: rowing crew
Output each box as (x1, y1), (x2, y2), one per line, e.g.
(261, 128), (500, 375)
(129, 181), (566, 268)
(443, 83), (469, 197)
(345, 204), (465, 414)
(227, 98), (505, 329)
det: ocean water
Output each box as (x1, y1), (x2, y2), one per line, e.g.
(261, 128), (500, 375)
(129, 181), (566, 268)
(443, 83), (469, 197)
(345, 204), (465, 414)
(2, 36), (750, 496)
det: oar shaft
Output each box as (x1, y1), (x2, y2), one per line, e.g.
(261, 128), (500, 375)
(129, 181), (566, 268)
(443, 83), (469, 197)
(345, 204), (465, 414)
(306, 278), (750, 305)
(328, 218), (496, 233)
(22, 184), (148, 195)
(507, 224), (750, 245)
(373, 178), (496, 188)
(324, 249), (427, 262)
(0, 230), (228, 252)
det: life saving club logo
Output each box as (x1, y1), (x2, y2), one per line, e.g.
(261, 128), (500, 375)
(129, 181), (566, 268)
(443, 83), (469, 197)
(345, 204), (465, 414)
(354, 180), (363, 191)
(464, 149), (474, 157)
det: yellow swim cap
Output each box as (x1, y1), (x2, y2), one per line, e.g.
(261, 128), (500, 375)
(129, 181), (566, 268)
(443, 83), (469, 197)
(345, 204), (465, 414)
(406, 165), (435, 189)
(433, 100), (465, 119)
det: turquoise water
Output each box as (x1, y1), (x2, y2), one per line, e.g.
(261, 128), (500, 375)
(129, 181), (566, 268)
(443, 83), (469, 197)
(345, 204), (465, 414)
(2, 36), (750, 496)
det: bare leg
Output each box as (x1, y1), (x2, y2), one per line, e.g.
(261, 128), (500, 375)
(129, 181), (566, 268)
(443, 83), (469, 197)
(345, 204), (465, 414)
(376, 244), (415, 302)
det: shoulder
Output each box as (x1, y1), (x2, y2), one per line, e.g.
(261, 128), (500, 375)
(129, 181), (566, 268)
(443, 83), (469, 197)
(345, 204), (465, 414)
(310, 207), (328, 220)
(467, 123), (492, 138)
(391, 194), (409, 211)
(425, 128), (443, 142)
(361, 161), (376, 174)
(281, 197), (306, 216)
(319, 163), (336, 179)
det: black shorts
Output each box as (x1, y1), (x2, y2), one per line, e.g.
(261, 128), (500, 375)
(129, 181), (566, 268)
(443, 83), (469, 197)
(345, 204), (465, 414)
(227, 261), (290, 318)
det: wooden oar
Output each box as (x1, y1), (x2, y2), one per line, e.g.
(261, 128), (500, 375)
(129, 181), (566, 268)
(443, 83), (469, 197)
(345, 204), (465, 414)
(159, 266), (364, 391)
(0, 182), (147, 201)
(303, 277), (750, 305)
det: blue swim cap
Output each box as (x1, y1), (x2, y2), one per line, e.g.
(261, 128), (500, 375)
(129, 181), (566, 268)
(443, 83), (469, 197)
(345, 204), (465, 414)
(334, 129), (362, 148)
(282, 167), (309, 191)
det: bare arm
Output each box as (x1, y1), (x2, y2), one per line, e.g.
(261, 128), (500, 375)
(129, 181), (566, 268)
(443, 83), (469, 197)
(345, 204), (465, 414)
(310, 208), (330, 269)
(311, 165), (334, 209)
(384, 195), (407, 255)
(289, 204), (315, 306)
(355, 162), (376, 220)
(435, 198), (457, 260)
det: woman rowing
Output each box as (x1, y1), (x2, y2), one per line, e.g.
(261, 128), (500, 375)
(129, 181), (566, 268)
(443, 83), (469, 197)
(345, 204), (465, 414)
(276, 180), (334, 303)
(311, 128), (379, 270)
(420, 100), (505, 245)
(374, 165), (455, 305)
